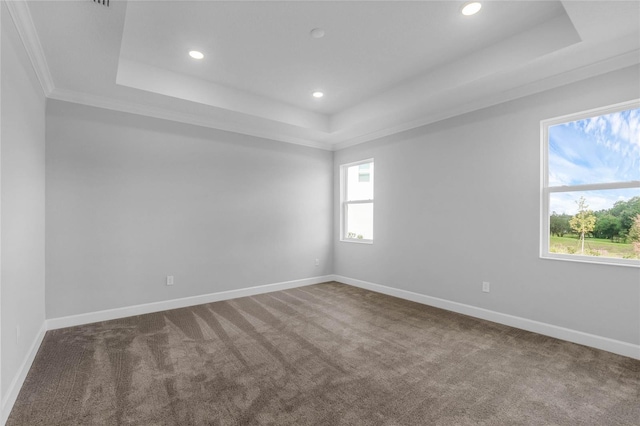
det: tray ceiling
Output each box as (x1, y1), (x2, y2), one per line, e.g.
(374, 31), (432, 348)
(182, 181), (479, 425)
(10, 1), (640, 150)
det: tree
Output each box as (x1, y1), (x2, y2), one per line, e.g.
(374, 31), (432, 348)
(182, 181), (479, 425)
(550, 212), (571, 237)
(569, 197), (596, 254)
(609, 196), (640, 238)
(593, 213), (622, 240)
(629, 214), (640, 242)
(629, 214), (640, 257)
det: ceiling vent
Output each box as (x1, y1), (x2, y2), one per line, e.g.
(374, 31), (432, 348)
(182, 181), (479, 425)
(93, 0), (109, 6)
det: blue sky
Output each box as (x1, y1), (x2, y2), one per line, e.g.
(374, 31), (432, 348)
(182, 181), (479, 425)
(549, 107), (640, 214)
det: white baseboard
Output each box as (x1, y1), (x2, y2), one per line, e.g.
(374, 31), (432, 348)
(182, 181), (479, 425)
(334, 275), (640, 360)
(47, 275), (336, 330)
(5, 273), (635, 426)
(1, 322), (47, 426)
(1, 276), (335, 425)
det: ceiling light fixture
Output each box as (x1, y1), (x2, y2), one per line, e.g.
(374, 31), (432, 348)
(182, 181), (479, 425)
(189, 50), (204, 60)
(461, 2), (482, 16)
(312, 91), (324, 99)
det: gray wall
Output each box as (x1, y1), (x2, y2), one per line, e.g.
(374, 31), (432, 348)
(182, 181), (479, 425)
(45, 100), (333, 319)
(1, 1), (47, 401)
(334, 65), (640, 345)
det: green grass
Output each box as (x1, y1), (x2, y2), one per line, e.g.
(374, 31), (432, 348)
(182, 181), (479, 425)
(549, 235), (638, 259)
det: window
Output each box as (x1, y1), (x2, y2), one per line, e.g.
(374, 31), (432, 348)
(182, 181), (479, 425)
(541, 100), (640, 266)
(341, 159), (374, 243)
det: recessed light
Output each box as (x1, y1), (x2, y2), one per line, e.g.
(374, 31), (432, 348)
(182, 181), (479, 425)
(461, 2), (482, 16)
(189, 50), (204, 60)
(310, 28), (325, 39)
(312, 91), (324, 99)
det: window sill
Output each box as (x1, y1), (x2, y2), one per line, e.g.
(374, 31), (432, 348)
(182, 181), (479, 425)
(540, 253), (640, 268)
(340, 238), (373, 245)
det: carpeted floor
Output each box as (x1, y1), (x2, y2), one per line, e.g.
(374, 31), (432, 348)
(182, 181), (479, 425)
(7, 282), (640, 425)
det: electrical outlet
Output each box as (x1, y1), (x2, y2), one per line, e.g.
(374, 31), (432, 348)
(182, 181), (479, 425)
(482, 281), (490, 293)
(315, 258), (320, 266)
(166, 275), (174, 286)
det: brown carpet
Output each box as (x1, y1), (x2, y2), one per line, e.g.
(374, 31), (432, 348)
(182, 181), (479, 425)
(7, 282), (640, 425)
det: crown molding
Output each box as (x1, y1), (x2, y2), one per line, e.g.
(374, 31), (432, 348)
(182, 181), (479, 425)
(4, 0), (333, 151)
(5, 0), (54, 96)
(49, 88), (334, 151)
(5, 0), (638, 152)
(39, 46), (640, 153)
(333, 48), (640, 151)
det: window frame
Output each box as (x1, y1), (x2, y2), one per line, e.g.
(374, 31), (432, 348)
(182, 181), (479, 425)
(540, 99), (640, 267)
(340, 158), (374, 244)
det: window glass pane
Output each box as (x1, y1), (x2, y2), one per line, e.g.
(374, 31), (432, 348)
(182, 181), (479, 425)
(347, 162), (373, 201)
(346, 203), (373, 240)
(548, 108), (640, 186)
(549, 189), (640, 260)
(358, 163), (371, 182)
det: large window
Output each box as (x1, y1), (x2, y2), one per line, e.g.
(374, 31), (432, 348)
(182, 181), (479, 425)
(541, 100), (640, 267)
(341, 159), (374, 243)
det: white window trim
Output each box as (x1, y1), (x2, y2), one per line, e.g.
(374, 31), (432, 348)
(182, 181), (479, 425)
(340, 158), (374, 244)
(540, 99), (640, 267)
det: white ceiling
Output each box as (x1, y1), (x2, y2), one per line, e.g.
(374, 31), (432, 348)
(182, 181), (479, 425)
(10, 1), (640, 150)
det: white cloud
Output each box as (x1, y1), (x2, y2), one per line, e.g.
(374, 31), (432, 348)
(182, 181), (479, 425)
(628, 109), (640, 149)
(551, 108), (640, 190)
